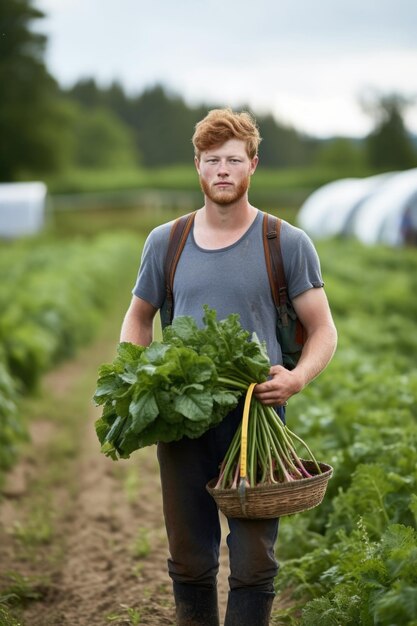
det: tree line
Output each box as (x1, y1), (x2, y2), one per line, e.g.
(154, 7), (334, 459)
(1, 0), (416, 182)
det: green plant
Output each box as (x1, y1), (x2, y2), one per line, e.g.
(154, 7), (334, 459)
(272, 238), (417, 625)
(0, 571), (44, 605)
(132, 528), (151, 559)
(12, 508), (53, 548)
(0, 603), (22, 626)
(107, 603), (142, 625)
(0, 232), (142, 482)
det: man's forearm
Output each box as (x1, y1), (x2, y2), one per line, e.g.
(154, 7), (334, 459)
(293, 323), (338, 389)
(120, 312), (153, 346)
(119, 296), (157, 347)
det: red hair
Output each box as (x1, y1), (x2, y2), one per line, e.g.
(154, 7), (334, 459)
(192, 108), (261, 159)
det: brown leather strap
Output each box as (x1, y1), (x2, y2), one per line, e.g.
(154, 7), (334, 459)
(164, 211), (196, 324)
(262, 212), (287, 308)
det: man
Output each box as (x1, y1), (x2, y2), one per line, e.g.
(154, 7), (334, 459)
(120, 108), (337, 626)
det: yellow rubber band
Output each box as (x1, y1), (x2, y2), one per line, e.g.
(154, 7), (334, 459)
(240, 383), (257, 479)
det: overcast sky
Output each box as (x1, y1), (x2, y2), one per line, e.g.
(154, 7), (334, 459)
(36, 0), (417, 138)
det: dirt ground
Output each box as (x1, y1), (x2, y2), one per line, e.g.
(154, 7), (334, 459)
(0, 340), (243, 626)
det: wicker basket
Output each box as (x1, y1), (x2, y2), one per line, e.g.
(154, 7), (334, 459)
(206, 460), (333, 519)
(206, 384), (333, 519)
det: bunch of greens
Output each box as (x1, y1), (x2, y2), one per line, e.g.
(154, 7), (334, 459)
(94, 306), (321, 485)
(215, 399), (321, 489)
(94, 307), (270, 460)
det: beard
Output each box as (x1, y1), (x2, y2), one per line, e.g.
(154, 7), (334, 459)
(199, 174), (251, 205)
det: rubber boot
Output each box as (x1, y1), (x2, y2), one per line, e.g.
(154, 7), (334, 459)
(224, 589), (275, 626)
(173, 581), (220, 626)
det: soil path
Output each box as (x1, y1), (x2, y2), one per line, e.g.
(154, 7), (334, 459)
(0, 337), (232, 626)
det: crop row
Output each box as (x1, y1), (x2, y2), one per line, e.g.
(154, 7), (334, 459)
(273, 241), (417, 625)
(0, 233), (141, 480)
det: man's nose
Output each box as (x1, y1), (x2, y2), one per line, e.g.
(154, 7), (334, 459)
(217, 161), (229, 176)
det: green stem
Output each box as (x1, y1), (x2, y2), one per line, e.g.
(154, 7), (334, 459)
(283, 425), (322, 474)
(248, 400), (258, 486)
(257, 408), (277, 483)
(259, 408), (294, 482)
(218, 376), (248, 391)
(255, 409), (269, 483)
(263, 407), (303, 478)
(217, 425), (241, 488)
(267, 421), (303, 479)
(264, 406), (316, 476)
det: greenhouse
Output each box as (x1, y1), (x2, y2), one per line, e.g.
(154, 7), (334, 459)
(0, 181), (47, 238)
(297, 168), (417, 246)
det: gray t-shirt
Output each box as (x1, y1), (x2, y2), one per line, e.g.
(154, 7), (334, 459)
(132, 210), (324, 365)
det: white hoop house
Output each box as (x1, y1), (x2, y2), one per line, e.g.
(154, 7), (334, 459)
(0, 182), (47, 238)
(350, 169), (417, 246)
(297, 169), (417, 246)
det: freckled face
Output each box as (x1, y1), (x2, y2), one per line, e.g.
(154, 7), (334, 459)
(196, 139), (258, 205)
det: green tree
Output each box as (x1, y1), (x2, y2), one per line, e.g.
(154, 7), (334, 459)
(66, 81), (320, 169)
(256, 113), (316, 167)
(315, 137), (366, 172)
(0, 0), (70, 180)
(72, 104), (139, 169)
(130, 85), (202, 167)
(362, 92), (417, 171)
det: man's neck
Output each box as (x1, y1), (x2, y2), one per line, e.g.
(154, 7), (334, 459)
(193, 199), (258, 250)
(200, 197), (258, 230)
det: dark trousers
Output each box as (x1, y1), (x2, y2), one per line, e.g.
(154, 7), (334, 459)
(157, 403), (283, 623)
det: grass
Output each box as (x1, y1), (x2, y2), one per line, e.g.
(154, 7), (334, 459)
(0, 572), (46, 605)
(107, 603), (143, 625)
(12, 508), (53, 550)
(123, 466), (142, 505)
(0, 570), (50, 626)
(132, 528), (151, 559)
(31, 162), (359, 239)
(47, 204), (185, 238)
(45, 164), (376, 196)
(46, 203), (300, 241)
(44, 163), (378, 228)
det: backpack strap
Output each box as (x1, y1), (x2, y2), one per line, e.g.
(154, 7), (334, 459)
(262, 212), (288, 321)
(263, 211), (306, 348)
(164, 211), (196, 324)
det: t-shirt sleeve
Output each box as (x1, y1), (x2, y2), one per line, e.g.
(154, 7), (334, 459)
(132, 224), (171, 309)
(282, 223), (324, 300)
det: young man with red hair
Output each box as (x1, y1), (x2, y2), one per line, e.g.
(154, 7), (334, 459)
(121, 108), (337, 625)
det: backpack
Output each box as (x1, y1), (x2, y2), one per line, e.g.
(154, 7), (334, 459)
(161, 211), (306, 370)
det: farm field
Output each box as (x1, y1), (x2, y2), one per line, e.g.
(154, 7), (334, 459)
(0, 208), (417, 625)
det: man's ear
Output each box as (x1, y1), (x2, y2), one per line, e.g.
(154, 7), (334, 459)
(250, 155), (259, 175)
(194, 156), (201, 174)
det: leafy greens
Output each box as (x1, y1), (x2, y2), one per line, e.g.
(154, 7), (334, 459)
(94, 306), (271, 460)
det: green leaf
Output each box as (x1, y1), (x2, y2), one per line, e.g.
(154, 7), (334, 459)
(93, 374), (120, 401)
(100, 441), (117, 458)
(167, 315), (199, 343)
(373, 583), (417, 623)
(129, 390), (160, 434)
(117, 341), (145, 362)
(144, 341), (171, 364)
(212, 390), (239, 408)
(95, 417), (110, 444)
(174, 390), (213, 421)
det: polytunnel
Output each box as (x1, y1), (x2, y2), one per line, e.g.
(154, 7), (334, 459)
(349, 168), (417, 246)
(297, 169), (417, 246)
(0, 182), (48, 238)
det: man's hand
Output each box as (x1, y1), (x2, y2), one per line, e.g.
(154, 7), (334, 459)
(254, 288), (337, 407)
(254, 365), (305, 407)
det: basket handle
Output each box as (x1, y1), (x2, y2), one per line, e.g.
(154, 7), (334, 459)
(238, 382), (256, 514)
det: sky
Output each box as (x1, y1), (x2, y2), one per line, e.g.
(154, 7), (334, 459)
(36, 0), (417, 138)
